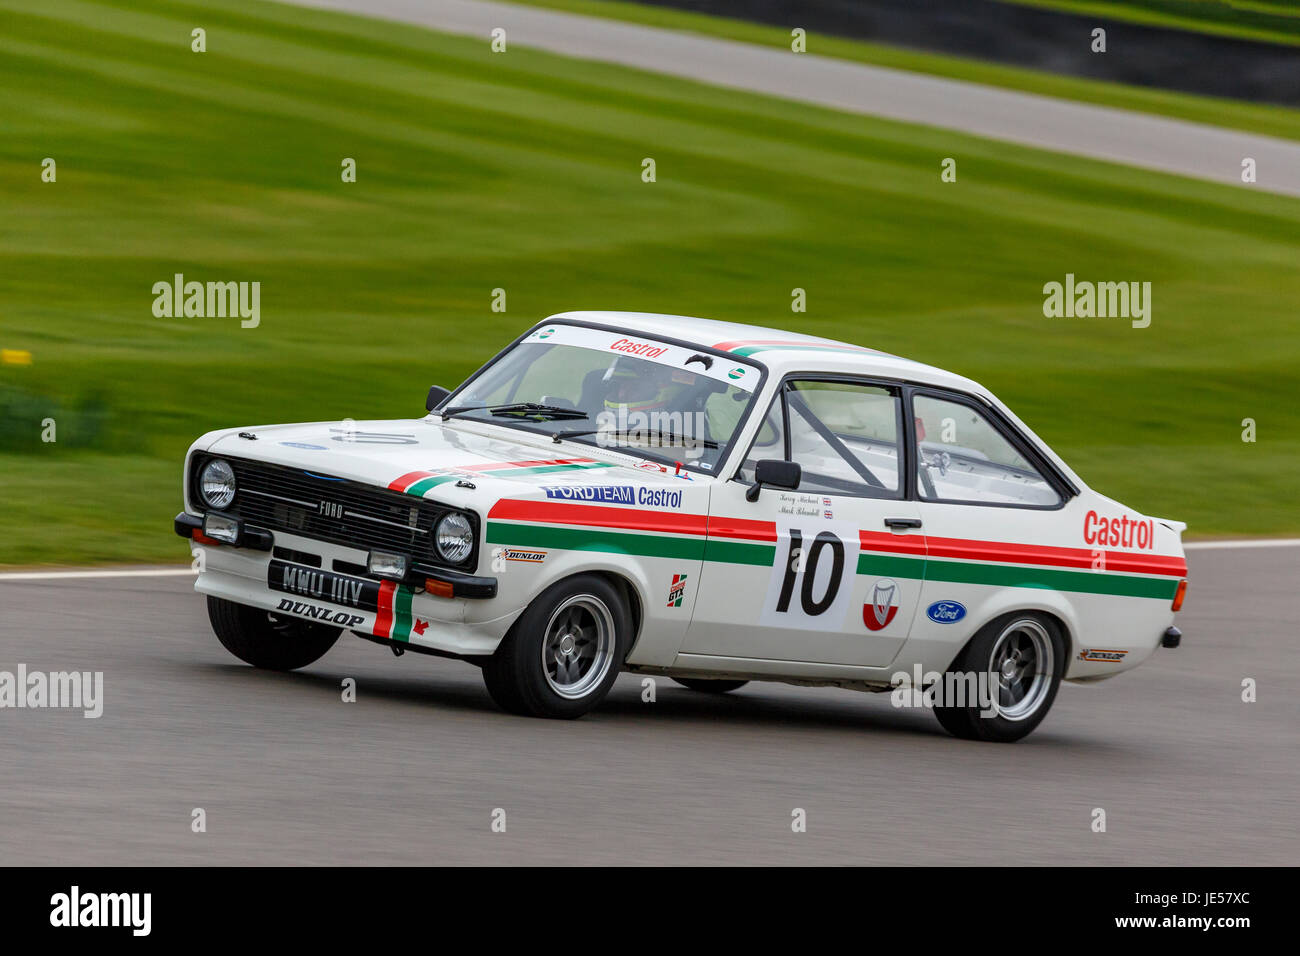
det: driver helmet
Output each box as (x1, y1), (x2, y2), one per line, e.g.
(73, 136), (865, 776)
(602, 359), (693, 415)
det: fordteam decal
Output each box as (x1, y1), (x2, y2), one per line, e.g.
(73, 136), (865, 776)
(541, 485), (683, 508)
(926, 600), (967, 624)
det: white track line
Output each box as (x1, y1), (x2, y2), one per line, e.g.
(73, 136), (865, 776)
(0, 568), (193, 582)
(1183, 539), (1300, 551)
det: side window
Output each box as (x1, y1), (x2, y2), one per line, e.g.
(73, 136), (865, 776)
(785, 381), (902, 498)
(912, 394), (1061, 507)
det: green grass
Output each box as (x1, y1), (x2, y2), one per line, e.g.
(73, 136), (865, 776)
(514, 0), (1300, 141)
(1, 0), (1298, 566)
(1005, 0), (1300, 47)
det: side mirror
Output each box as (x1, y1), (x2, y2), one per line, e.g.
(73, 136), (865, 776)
(746, 459), (801, 502)
(426, 385), (452, 412)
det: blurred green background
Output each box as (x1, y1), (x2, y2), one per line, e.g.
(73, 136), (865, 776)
(2, 0), (1298, 565)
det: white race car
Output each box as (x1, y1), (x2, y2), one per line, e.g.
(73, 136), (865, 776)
(176, 312), (1188, 741)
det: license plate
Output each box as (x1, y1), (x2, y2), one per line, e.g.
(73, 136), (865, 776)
(268, 560), (381, 611)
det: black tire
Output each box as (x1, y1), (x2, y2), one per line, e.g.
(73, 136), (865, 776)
(671, 677), (749, 694)
(207, 596), (341, 671)
(482, 574), (630, 718)
(932, 700), (977, 738)
(481, 654), (530, 715)
(932, 611), (1065, 743)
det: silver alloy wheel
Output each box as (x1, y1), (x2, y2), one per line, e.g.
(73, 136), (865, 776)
(541, 594), (616, 699)
(987, 618), (1054, 721)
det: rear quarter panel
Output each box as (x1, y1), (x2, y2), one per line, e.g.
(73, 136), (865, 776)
(900, 492), (1185, 680)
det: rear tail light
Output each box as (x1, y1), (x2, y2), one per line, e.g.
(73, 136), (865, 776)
(1171, 579), (1187, 612)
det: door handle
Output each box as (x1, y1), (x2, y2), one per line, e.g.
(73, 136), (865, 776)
(884, 517), (922, 530)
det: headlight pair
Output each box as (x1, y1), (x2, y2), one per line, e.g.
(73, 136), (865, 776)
(198, 456), (473, 565)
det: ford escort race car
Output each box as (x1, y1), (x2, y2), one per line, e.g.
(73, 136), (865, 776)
(176, 311), (1188, 741)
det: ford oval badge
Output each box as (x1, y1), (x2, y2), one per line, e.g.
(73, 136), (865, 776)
(926, 600), (967, 624)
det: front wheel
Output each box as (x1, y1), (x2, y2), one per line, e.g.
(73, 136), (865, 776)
(207, 596), (341, 671)
(933, 613), (1064, 743)
(482, 575), (629, 718)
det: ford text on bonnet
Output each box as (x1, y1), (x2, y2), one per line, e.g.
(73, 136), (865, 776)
(176, 311), (1187, 742)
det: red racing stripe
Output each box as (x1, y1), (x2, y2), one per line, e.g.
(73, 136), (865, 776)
(924, 535), (1186, 576)
(374, 580), (396, 638)
(461, 457), (598, 472)
(711, 338), (872, 353)
(858, 530), (1186, 577)
(390, 460), (601, 491)
(706, 515), (778, 542)
(488, 498), (709, 536)
(388, 471), (437, 492)
(859, 530), (928, 556)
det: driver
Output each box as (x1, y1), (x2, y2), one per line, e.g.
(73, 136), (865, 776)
(600, 358), (706, 450)
(601, 358), (695, 417)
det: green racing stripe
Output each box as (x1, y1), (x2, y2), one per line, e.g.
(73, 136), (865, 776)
(486, 521), (706, 560)
(489, 519), (1178, 599)
(392, 584), (414, 642)
(854, 552), (1176, 599)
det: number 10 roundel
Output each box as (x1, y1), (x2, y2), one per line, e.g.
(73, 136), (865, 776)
(760, 521), (861, 632)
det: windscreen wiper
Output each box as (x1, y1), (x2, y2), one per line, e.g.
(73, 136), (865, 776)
(553, 426), (718, 448)
(442, 402), (588, 422)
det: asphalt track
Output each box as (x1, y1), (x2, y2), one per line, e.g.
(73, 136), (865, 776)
(1, 545), (1295, 865)
(280, 0), (1300, 197)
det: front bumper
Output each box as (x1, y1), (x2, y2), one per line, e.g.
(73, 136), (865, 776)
(175, 511), (497, 598)
(177, 512), (518, 658)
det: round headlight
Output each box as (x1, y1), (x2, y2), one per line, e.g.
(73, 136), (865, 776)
(435, 512), (474, 564)
(199, 459), (236, 510)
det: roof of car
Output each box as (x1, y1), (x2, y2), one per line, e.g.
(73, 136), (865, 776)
(545, 310), (988, 397)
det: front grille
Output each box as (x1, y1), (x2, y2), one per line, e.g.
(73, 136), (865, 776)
(192, 455), (476, 571)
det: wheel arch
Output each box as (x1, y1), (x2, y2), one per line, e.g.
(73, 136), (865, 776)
(588, 568), (644, 657)
(942, 599), (1078, 673)
(525, 566), (646, 660)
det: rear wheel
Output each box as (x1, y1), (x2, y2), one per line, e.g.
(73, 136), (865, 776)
(932, 613), (1064, 743)
(671, 677), (749, 694)
(482, 575), (630, 718)
(207, 596), (341, 671)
